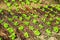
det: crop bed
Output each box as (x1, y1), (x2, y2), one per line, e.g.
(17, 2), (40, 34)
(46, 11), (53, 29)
(0, 0), (60, 40)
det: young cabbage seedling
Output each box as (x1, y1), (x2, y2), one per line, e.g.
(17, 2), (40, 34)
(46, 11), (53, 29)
(29, 26), (34, 31)
(44, 5), (48, 8)
(7, 28), (14, 33)
(24, 32), (29, 38)
(18, 26), (24, 31)
(25, 16), (31, 20)
(4, 0), (8, 3)
(32, 19), (38, 24)
(39, 24), (44, 29)
(8, 17), (13, 22)
(16, 7), (19, 12)
(49, 14), (55, 17)
(21, 2), (25, 6)
(56, 17), (60, 21)
(33, 14), (38, 18)
(0, 19), (3, 24)
(22, 14), (27, 18)
(3, 23), (9, 29)
(7, 2), (11, 7)
(24, 21), (29, 26)
(42, 8), (45, 11)
(41, 17), (46, 22)
(53, 26), (59, 33)
(45, 29), (51, 36)
(49, 17), (53, 21)
(44, 14), (48, 17)
(26, 0), (30, 5)
(49, 8), (53, 11)
(30, 6), (33, 9)
(56, 21), (59, 25)
(14, 21), (19, 26)
(56, 7), (60, 11)
(19, 17), (23, 21)
(13, 15), (18, 19)
(32, 0), (38, 3)
(46, 21), (51, 26)
(33, 29), (40, 36)
(54, 11), (58, 14)
(14, 2), (18, 7)
(9, 33), (16, 40)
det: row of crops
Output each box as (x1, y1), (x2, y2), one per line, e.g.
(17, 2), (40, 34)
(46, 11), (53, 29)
(0, 0), (60, 40)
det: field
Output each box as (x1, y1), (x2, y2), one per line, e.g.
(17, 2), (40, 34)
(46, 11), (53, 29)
(0, 0), (60, 40)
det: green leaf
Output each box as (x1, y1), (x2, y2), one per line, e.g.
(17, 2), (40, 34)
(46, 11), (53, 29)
(32, 0), (38, 3)
(14, 21), (19, 26)
(33, 19), (38, 24)
(25, 16), (31, 20)
(41, 17), (46, 22)
(39, 24), (44, 29)
(44, 14), (48, 17)
(56, 17), (60, 21)
(12, 0), (15, 2)
(56, 7), (60, 11)
(29, 26), (34, 31)
(8, 18), (13, 22)
(19, 17), (23, 21)
(33, 29), (40, 36)
(21, 2), (25, 6)
(24, 32), (29, 38)
(22, 14), (27, 18)
(24, 21), (29, 26)
(9, 33), (16, 40)
(44, 5), (48, 8)
(0, 20), (3, 23)
(7, 2), (11, 7)
(18, 26), (24, 31)
(56, 21), (59, 24)
(4, 0), (8, 3)
(33, 14), (38, 18)
(49, 17), (53, 21)
(50, 8), (53, 11)
(26, 0), (30, 5)
(13, 15), (18, 19)
(45, 29), (51, 36)
(42, 8), (45, 11)
(0, 37), (2, 40)
(7, 28), (14, 33)
(0, 9), (3, 13)
(46, 21), (51, 26)
(16, 7), (19, 12)
(49, 14), (55, 17)
(4, 23), (9, 28)
(14, 2), (18, 7)
(53, 26), (59, 33)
